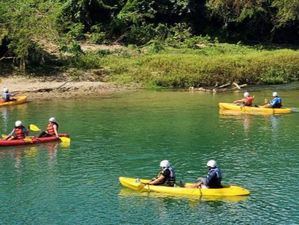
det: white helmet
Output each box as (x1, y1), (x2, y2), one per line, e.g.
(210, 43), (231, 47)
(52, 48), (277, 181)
(49, 117), (56, 122)
(243, 92), (249, 98)
(15, 120), (22, 127)
(3, 88), (8, 93)
(207, 160), (217, 168)
(160, 160), (170, 168)
(272, 92), (278, 97)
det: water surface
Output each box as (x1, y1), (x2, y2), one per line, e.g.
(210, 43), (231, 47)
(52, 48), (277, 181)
(0, 89), (298, 224)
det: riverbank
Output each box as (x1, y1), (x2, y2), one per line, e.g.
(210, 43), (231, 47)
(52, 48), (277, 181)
(64, 43), (299, 88)
(1, 43), (299, 97)
(0, 77), (138, 100)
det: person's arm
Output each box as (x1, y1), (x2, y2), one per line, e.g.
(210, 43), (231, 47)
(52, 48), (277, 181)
(5, 129), (15, 140)
(149, 175), (165, 185)
(233, 98), (245, 104)
(53, 124), (59, 137)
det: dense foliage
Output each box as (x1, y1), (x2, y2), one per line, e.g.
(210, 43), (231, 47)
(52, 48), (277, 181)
(0, 0), (298, 86)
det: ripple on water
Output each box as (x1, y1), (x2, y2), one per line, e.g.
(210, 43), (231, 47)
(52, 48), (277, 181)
(1, 91), (299, 224)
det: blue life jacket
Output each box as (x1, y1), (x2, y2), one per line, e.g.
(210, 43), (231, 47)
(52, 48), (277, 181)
(2, 92), (11, 101)
(270, 96), (282, 108)
(205, 166), (222, 188)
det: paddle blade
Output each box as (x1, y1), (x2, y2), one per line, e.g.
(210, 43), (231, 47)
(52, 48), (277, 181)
(24, 137), (33, 143)
(60, 136), (70, 144)
(60, 141), (70, 148)
(29, 124), (41, 132)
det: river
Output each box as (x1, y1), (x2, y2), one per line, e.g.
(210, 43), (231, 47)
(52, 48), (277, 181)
(0, 89), (298, 224)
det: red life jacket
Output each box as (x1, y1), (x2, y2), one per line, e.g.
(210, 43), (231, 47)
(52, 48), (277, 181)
(47, 122), (58, 136)
(15, 126), (26, 139)
(244, 96), (254, 106)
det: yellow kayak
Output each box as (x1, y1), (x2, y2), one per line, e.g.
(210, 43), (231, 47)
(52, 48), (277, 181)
(119, 188), (249, 202)
(219, 103), (292, 115)
(119, 177), (250, 197)
(0, 96), (27, 107)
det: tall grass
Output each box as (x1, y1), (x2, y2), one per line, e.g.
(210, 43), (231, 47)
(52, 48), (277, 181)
(72, 44), (299, 87)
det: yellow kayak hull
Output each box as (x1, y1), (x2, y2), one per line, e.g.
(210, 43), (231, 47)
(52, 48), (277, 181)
(119, 177), (250, 197)
(119, 188), (249, 202)
(0, 96), (27, 107)
(219, 103), (291, 115)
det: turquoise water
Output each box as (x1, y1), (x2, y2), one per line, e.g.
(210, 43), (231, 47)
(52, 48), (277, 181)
(0, 89), (299, 224)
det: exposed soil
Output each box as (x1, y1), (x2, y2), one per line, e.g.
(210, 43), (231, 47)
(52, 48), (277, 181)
(0, 77), (137, 100)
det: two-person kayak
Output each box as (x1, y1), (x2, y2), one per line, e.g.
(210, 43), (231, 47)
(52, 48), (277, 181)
(119, 177), (250, 197)
(0, 133), (69, 147)
(0, 96), (27, 107)
(219, 103), (292, 115)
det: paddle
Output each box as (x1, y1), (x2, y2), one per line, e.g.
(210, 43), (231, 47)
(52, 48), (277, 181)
(29, 124), (41, 132)
(59, 136), (70, 144)
(134, 178), (149, 191)
(29, 124), (71, 143)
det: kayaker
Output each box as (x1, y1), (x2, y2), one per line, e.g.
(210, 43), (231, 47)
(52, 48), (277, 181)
(38, 117), (59, 138)
(233, 92), (254, 106)
(262, 92), (282, 108)
(149, 160), (176, 186)
(2, 88), (15, 102)
(189, 160), (222, 188)
(5, 120), (29, 140)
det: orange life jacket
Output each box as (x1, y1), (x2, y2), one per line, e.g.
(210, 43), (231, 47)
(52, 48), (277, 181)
(47, 122), (58, 136)
(15, 126), (26, 139)
(244, 96), (254, 106)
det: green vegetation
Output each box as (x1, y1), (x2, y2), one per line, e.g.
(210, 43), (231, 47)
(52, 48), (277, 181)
(0, 0), (299, 87)
(98, 44), (299, 87)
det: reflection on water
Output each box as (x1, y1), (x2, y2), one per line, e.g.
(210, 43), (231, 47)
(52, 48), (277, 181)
(269, 115), (280, 131)
(0, 103), (29, 134)
(0, 107), (9, 132)
(0, 141), (60, 169)
(219, 113), (282, 134)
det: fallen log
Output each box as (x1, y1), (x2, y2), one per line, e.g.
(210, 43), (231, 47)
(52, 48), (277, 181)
(218, 82), (231, 88)
(232, 82), (241, 89)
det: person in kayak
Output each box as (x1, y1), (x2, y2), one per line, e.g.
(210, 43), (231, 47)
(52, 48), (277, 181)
(2, 88), (15, 102)
(233, 92), (254, 106)
(189, 160), (222, 188)
(5, 120), (29, 140)
(262, 92), (282, 108)
(149, 160), (176, 186)
(38, 117), (59, 138)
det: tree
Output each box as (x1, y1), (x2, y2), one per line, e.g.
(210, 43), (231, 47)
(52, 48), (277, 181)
(2, 0), (62, 71)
